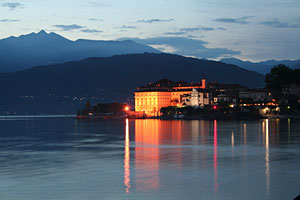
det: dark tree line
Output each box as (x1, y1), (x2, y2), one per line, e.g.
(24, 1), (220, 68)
(265, 64), (300, 113)
(78, 101), (127, 116)
(265, 64), (300, 91)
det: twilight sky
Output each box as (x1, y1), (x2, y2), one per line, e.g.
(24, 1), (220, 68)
(0, 0), (300, 61)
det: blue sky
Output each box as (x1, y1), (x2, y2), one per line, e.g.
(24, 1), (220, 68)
(0, 0), (300, 61)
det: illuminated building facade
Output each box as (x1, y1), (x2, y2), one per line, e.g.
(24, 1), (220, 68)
(181, 88), (210, 107)
(134, 78), (208, 116)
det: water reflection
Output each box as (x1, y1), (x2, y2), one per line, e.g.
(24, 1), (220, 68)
(131, 119), (289, 196)
(288, 118), (291, 144)
(0, 117), (299, 200)
(191, 120), (199, 145)
(124, 119), (131, 193)
(231, 131), (234, 149)
(213, 120), (218, 193)
(265, 119), (270, 196)
(243, 123), (247, 145)
(135, 120), (160, 191)
(129, 119), (296, 197)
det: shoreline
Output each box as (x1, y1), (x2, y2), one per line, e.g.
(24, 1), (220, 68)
(1, 114), (298, 121)
(75, 113), (300, 120)
(0, 114), (76, 119)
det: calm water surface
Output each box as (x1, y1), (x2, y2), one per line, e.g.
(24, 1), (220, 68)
(0, 117), (299, 200)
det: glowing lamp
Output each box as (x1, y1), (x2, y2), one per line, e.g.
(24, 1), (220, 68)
(213, 106), (217, 110)
(124, 106), (129, 111)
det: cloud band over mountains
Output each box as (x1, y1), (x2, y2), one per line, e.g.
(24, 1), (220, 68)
(119, 37), (240, 59)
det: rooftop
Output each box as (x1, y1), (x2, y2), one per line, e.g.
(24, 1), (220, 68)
(137, 78), (205, 92)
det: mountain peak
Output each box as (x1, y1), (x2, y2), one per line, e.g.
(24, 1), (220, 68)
(0, 31), (159, 72)
(37, 30), (48, 35)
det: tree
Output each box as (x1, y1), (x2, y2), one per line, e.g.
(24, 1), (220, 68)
(265, 64), (293, 90)
(82, 100), (92, 115)
(160, 106), (178, 116)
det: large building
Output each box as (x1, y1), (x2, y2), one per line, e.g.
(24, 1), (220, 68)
(239, 89), (272, 102)
(134, 78), (208, 116)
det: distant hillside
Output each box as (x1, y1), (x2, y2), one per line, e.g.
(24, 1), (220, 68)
(220, 58), (300, 75)
(0, 30), (159, 72)
(0, 53), (265, 114)
(293, 61), (300, 69)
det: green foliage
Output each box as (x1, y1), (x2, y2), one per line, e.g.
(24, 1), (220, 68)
(265, 64), (299, 90)
(85, 101), (91, 111)
(78, 101), (127, 116)
(92, 102), (127, 114)
(217, 101), (231, 107)
(81, 101), (92, 115)
(160, 106), (178, 116)
(160, 106), (204, 117)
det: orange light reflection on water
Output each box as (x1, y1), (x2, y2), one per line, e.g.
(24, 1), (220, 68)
(124, 119), (131, 193)
(134, 120), (183, 191)
(135, 120), (160, 191)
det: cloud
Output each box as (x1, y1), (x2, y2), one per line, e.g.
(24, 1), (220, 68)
(2, 2), (24, 10)
(53, 24), (102, 33)
(120, 25), (137, 29)
(0, 19), (19, 22)
(261, 18), (300, 28)
(165, 26), (224, 36)
(118, 37), (240, 59)
(88, 18), (103, 22)
(165, 31), (186, 36)
(89, 2), (110, 7)
(81, 29), (102, 33)
(217, 27), (226, 31)
(180, 27), (214, 32)
(149, 44), (177, 53)
(214, 16), (253, 24)
(136, 18), (174, 24)
(53, 24), (85, 31)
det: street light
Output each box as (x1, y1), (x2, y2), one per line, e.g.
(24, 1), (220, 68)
(124, 106), (130, 111)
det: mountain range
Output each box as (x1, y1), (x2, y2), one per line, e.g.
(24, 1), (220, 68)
(0, 53), (264, 114)
(0, 30), (159, 72)
(1, 30), (299, 75)
(220, 58), (300, 75)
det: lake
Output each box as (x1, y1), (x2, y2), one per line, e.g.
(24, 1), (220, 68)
(0, 117), (299, 200)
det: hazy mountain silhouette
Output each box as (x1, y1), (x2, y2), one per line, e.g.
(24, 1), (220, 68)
(293, 61), (300, 69)
(0, 30), (159, 72)
(220, 58), (300, 75)
(0, 53), (265, 114)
